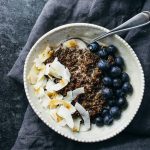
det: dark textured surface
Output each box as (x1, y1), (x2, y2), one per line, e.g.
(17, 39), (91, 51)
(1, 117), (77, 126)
(2, 0), (150, 149)
(0, 0), (47, 149)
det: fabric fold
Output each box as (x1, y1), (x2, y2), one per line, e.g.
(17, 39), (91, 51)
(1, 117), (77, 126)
(8, 0), (150, 149)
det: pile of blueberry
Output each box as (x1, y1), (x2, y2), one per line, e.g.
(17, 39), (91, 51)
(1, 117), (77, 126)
(88, 42), (133, 126)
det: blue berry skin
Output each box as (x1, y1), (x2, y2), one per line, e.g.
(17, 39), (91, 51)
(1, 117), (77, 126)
(115, 89), (125, 97)
(97, 60), (110, 71)
(88, 42), (100, 53)
(101, 107), (110, 117)
(110, 66), (122, 78)
(113, 78), (122, 88)
(91, 119), (96, 124)
(102, 77), (112, 87)
(95, 116), (104, 126)
(122, 72), (130, 83)
(116, 97), (128, 109)
(108, 100), (116, 107)
(115, 56), (124, 67)
(110, 106), (121, 119)
(103, 114), (113, 125)
(102, 88), (113, 99)
(122, 82), (133, 94)
(97, 48), (108, 59)
(105, 105), (111, 110)
(107, 45), (117, 55)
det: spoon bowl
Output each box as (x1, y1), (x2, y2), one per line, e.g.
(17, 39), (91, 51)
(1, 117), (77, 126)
(64, 11), (150, 46)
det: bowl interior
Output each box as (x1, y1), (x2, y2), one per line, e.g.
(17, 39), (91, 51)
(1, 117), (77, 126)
(24, 23), (144, 142)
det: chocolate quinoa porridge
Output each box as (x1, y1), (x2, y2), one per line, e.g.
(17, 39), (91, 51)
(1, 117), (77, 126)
(45, 44), (106, 119)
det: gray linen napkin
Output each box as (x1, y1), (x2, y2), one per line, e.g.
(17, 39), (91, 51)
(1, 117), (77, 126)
(8, 0), (150, 149)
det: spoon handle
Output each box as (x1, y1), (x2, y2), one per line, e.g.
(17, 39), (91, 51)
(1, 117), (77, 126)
(92, 11), (150, 42)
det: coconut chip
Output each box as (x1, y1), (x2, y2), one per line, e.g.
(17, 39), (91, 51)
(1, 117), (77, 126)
(64, 87), (85, 102)
(45, 58), (71, 92)
(75, 102), (91, 131)
(57, 105), (74, 129)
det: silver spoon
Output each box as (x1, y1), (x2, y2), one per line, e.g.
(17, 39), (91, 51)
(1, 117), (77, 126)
(65, 11), (150, 45)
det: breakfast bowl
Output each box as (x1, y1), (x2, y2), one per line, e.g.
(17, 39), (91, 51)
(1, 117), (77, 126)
(24, 23), (144, 142)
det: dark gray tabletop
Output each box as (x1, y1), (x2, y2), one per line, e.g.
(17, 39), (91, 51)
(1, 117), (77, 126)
(0, 0), (47, 149)
(1, 0), (150, 149)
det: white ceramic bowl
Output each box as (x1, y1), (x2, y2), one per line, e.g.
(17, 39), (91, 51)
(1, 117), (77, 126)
(24, 23), (145, 142)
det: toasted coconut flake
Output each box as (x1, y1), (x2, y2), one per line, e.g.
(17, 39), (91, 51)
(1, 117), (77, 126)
(34, 87), (45, 98)
(58, 119), (67, 126)
(27, 64), (39, 84)
(49, 109), (63, 123)
(45, 58), (71, 92)
(64, 87), (85, 102)
(75, 102), (91, 131)
(33, 76), (47, 90)
(45, 63), (61, 79)
(45, 79), (56, 90)
(34, 46), (53, 70)
(46, 91), (63, 100)
(46, 78), (68, 92)
(48, 99), (76, 114)
(38, 46), (53, 62)
(63, 91), (73, 101)
(63, 39), (87, 49)
(49, 109), (58, 122)
(72, 118), (81, 132)
(57, 106), (74, 129)
(37, 65), (46, 81)
(64, 39), (77, 48)
(72, 87), (84, 99)
(36, 90), (51, 108)
(45, 58), (71, 80)
(34, 58), (43, 70)
(40, 93), (51, 108)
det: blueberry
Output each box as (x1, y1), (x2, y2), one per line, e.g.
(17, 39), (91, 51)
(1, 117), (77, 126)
(97, 60), (110, 71)
(105, 105), (111, 110)
(91, 119), (96, 124)
(122, 82), (133, 94)
(115, 56), (124, 67)
(102, 77), (112, 87)
(116, 97), (128, 109)
(110, 106), (121, 119)
(110, 66), (122, 77)
(108, 100), (116, 107)
(95, 116), (104, 126)
(102, 88), (113, 99)
(113, 78), (122, 88)
(103, 114), (113, 125)
(97, 48), (108, 59)
(107, 45), (117, 55)
(88, 42), (100, 53)
(101, 107), (110, 117)
(122, 72), (130, 82)
(115, 89), (125, 97)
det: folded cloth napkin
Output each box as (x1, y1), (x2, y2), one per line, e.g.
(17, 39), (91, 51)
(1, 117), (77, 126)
(8, 0), (150, 149)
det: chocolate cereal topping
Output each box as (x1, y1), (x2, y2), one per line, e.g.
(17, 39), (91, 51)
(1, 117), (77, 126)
(45, 45), (105, 119)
